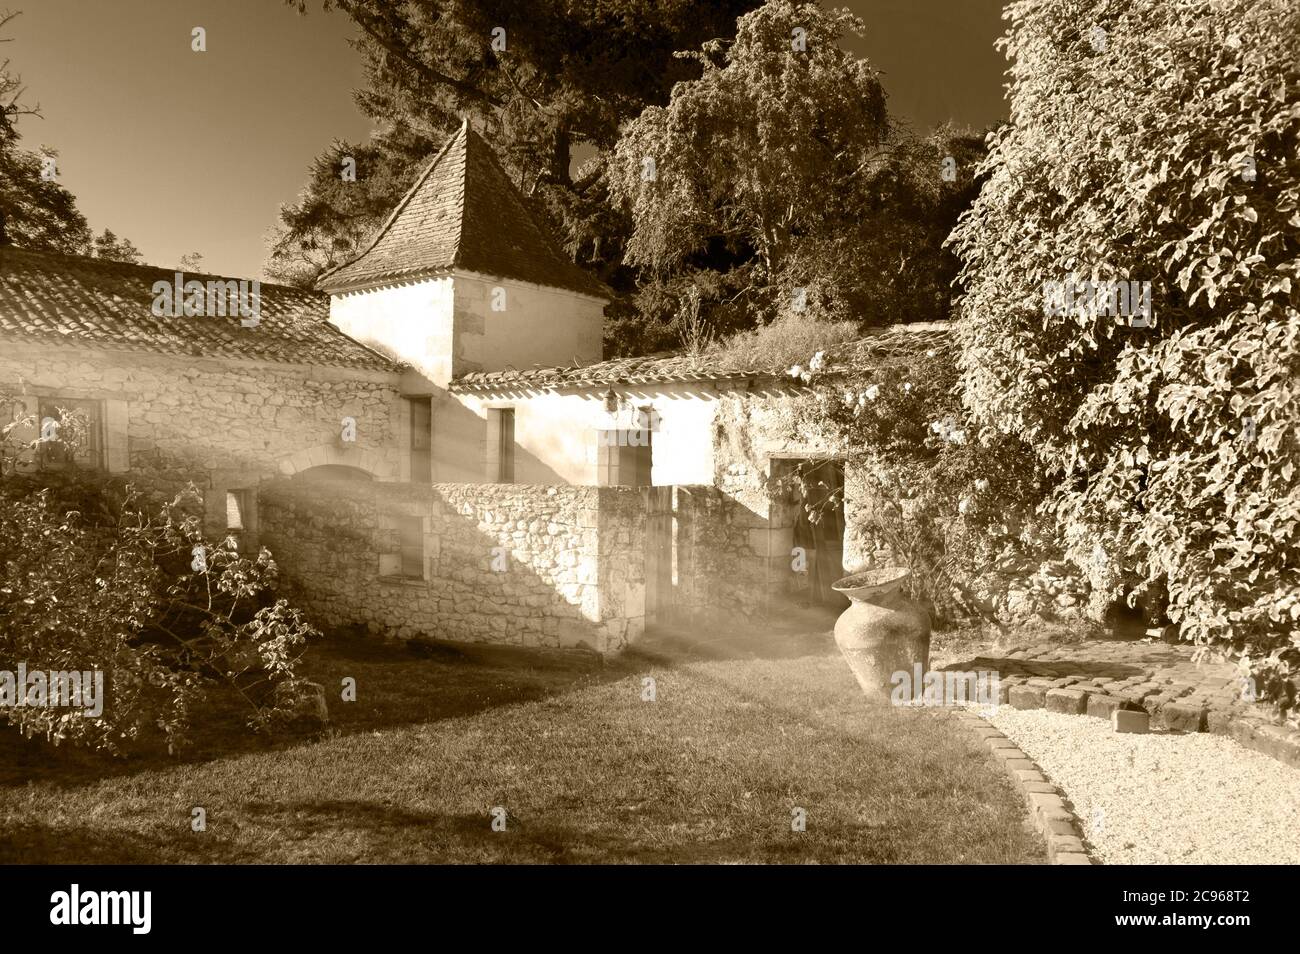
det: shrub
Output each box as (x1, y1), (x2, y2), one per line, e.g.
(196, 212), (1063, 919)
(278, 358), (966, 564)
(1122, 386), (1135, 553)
(947, 0), (1300, 708)
(711, 311), (861, 374)
(0, 397), (320, 754)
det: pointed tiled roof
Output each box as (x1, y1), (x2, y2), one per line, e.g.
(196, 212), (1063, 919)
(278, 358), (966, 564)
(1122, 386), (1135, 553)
(317, 121), (610, 300)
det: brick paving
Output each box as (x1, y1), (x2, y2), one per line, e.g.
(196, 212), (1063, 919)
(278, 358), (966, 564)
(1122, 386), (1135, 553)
(939, 639), (1300, 768)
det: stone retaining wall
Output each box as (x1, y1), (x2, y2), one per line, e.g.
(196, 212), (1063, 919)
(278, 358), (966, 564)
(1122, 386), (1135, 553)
(665, 486), (809, 628)
(259, 479), (646, 654)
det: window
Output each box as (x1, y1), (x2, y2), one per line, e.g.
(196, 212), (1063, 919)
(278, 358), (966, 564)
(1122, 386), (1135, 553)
(225, 489), (251, 550)
(398, 516), (424, 579)
(406, 397), (432, 483)
(379, 513), (426, 581)
(37, 397), (103, 469)
(485, 408), (515, 483)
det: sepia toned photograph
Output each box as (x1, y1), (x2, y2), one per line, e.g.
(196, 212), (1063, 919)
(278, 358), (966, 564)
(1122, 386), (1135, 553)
(0, 0), (1296, 928)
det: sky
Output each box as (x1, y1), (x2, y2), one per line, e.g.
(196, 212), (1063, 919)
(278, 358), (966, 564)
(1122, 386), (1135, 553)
(6, 0), (1008, 281)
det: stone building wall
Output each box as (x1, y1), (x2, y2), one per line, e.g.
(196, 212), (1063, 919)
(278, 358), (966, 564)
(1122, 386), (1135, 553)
(259, 479), (647, 654)
(0, 340), (402, 535)
(663, 486), (782, 628)
(712, 389), (892, 582)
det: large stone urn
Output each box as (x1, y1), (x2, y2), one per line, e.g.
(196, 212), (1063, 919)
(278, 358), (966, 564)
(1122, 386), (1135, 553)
(831, 567), (931, 701)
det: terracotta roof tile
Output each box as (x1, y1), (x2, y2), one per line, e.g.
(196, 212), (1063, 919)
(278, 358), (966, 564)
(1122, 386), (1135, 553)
(0, 245), (397, 371)
(317, 120), (610, 300)
(449, 322), (950, 393)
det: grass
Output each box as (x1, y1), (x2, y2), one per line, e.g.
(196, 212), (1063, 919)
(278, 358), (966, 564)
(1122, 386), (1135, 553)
(0, 633), (1044, 864)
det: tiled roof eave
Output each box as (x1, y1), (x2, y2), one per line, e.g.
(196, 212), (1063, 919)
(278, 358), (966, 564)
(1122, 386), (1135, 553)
(0, 328), (399, 373)
(448, 370), (793, 395)
(0, 246), (407, 371)
(445, 323), (950, 395)
(450, 267), (610, 303)
(318, 267), (456, 296)
(323, 265), (610, 302)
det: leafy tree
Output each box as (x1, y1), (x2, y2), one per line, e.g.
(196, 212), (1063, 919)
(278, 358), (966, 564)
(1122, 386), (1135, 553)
(92, 228), (143, 264)
(789, 334), (1049, 626)
(948, 0), (1300, 708)
(265, 133), (432, 287)
(609, 2), (887, 279)
(606, 2), (985, 355)
(272, 0), (761, 288)
(0, 139), (90, 254)
(0, 11), (86, 252)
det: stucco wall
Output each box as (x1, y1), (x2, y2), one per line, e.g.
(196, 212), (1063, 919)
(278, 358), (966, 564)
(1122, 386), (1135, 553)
(0, 340), (402, 533)
(433, 389), (599, 483)
(328, 276), (456, 387)
(434, 384), (725, 486)
(453, 272), (604, 377)
(325, 271), (604, 395)
(259, 479), (647, 654)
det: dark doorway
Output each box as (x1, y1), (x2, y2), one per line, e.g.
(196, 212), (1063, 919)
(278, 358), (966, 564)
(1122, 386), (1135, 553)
(596, 428), (652, 486)
(775, 458), (846, 607)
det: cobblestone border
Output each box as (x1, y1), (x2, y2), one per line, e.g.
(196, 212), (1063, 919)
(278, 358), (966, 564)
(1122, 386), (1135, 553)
(940, 643), (1300, 769)
(948, 708), (1095, 865)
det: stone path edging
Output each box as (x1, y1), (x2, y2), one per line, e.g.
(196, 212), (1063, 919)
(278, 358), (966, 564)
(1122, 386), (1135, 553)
(939, 641), (1300, 769)
(948, 708), (1095, 865)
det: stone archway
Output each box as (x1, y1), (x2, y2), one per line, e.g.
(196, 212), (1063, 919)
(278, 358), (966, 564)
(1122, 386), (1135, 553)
(293, 464), (374, 483)
(275, 444), (396, 481)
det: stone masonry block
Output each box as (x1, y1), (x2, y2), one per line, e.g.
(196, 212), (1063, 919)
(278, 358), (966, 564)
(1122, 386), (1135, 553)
(1010, 684), (1047, 709)
(1112, 709), (1150, 734)
(1047, 835), (1087, 862)
(1086, 694), (1127, 720)
(1162, 703), (1207, 733)
(1046, 687), (1089, 714)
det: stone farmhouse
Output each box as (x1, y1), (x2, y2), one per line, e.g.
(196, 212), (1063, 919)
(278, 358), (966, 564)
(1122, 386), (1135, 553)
(0, 120), (944, 654)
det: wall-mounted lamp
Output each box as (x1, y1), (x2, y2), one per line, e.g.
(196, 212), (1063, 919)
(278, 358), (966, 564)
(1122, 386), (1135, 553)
(602, 388), (619, 414)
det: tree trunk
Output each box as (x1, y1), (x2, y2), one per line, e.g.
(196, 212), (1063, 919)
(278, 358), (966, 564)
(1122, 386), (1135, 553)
(550, 126), (571, 188)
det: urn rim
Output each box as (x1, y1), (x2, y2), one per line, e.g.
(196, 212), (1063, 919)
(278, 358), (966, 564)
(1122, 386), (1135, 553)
(832, 565), (911, 600)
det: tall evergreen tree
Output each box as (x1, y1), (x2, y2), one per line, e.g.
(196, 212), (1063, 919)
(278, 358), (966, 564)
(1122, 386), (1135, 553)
(270, 0), (762, 287)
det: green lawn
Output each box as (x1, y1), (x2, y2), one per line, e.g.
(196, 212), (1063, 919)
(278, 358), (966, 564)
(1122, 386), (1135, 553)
(0, 634), (1044, 864)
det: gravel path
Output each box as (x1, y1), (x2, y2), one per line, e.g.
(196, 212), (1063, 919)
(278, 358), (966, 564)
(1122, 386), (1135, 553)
(983, 707), (1300, 865)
